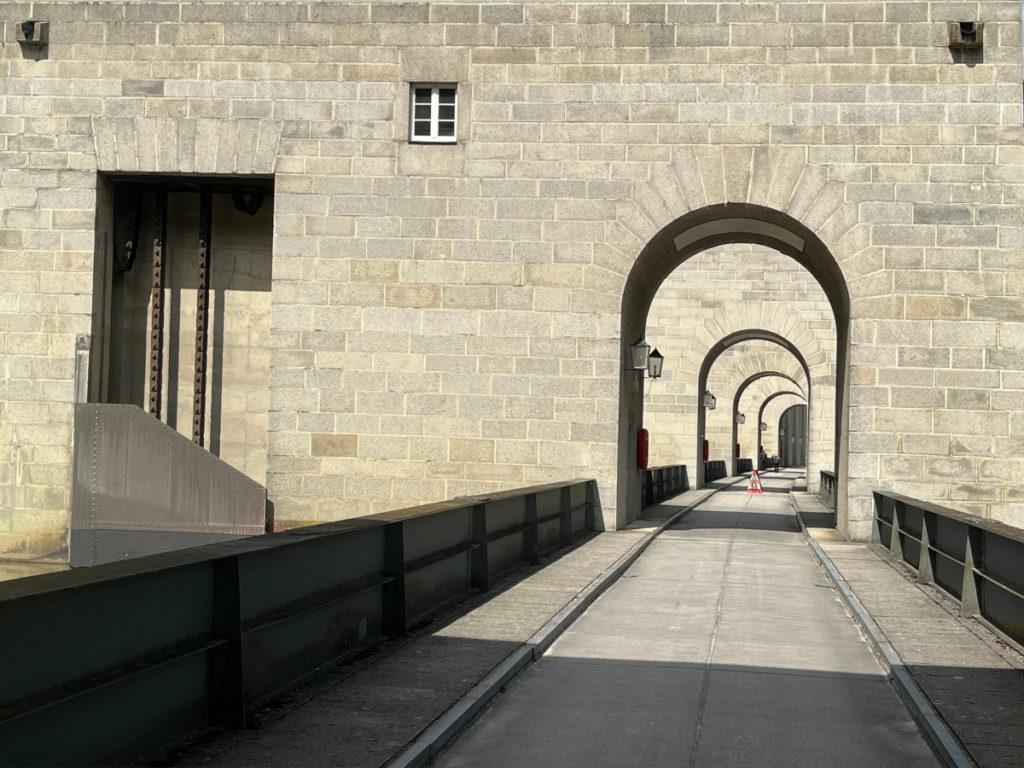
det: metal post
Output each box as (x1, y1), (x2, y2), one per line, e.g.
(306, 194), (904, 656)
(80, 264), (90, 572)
(871, 492), (883, 545)
(918, 510), (935, 585)
(960, 527), (983, 618)
(149, 186), (167, 418)
(209, 556), (246, 728)
(470, 503), (491, 591)
(560, 486), (573, 544)
(192, 188), (212, 446)
(74, 335), (90, 405)
(383, 522), (408, 636)
(585, 480), (596, 530)
(524, 493), (540, 564)
(889, 499), (904, 561)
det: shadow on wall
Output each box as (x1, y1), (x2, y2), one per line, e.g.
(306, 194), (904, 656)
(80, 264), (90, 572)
(94, 179), (274, 484)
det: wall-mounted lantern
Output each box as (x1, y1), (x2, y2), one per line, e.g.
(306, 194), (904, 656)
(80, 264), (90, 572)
(630, 338), (650, 370)
(647, 348), (664, 379)
(759, 421), (768, 431)
(630, 339), (664, 379)
(702, 391), (716, 410)
(736, 412), (745, 425)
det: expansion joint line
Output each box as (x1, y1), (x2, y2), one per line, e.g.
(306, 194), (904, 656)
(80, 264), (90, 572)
(687, 507), (743, 768)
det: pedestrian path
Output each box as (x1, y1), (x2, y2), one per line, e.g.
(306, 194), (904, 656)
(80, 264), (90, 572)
(167, 472), (1023, 768)
(433, 471), (938, 768)
(171, 523), (651, 767)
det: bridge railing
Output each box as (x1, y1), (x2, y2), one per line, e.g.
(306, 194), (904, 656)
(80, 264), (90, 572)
(704, 460), (728, 482)
(819, 470), (836, 510)
(641, 464), (689, 506)
(0, 480), (596, 767)
(873, 491), (1024, 646)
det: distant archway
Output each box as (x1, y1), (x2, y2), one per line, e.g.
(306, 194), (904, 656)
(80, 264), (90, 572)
(757, 391), (807, 465)
(697, 330), (810, 487)
(618, 202), (850, 529)
(778, 404), (809, 467)
(732, 371), (805, 474)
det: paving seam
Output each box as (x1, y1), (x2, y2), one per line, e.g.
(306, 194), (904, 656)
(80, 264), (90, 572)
(385, 478), (746, 768)
(791, 498), (978, 768)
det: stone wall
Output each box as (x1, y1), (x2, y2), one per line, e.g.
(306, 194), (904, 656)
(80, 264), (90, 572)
(0, 1), (1022, 558)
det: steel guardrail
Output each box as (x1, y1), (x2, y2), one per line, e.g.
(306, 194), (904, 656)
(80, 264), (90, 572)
(873, 490), (1024, 646)
(819, 470), (836, 510)
(704, 460), (728, 482)
(0, 480), (596, 767)
(640, 464), (689, 506)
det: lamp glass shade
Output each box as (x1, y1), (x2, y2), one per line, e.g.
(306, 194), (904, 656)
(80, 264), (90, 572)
(630, 338), (650, 370)
(760, 422), (768, 431)
(736, 413), (745, 424)
(647, 348), (664, 379)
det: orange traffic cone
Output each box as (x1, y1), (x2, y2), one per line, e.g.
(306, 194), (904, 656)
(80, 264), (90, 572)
(746, 471), (764, 494)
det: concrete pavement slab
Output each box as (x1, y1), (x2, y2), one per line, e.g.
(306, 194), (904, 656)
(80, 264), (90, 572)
(694, 668), (937, 768)
(435, 474), (939, 768)
(432, 658), (706, 768)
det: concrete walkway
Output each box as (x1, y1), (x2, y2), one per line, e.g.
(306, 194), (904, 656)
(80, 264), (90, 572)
(433, 471), (938, 768)
(166, 472), (1024, 768)
(172, 519), (659, 767)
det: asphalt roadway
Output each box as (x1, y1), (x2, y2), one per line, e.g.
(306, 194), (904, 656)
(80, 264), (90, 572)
(432, 471), (939, 768)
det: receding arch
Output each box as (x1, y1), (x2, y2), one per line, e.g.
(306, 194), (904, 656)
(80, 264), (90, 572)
(732, 371), (805, 474)
(778, 403), (809, 467)
(697, 329), (811, 487)
(618, 202), (850, 532)
(757, 390), (807, 464)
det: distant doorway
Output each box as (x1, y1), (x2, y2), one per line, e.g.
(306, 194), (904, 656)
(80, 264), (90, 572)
(778, 404), (807, 468)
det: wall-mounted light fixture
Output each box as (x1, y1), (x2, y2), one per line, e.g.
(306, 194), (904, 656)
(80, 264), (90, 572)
(702, 391), (716, 410)
(647, 348), (664, 379)
(630, 338), (650, 370)
(736, 412), (745, 425)
(759, 421), (768, 431)
(630, 339), (664, 379)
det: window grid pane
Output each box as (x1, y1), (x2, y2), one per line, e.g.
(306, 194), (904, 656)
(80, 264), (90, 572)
(409, 84), (457, 144)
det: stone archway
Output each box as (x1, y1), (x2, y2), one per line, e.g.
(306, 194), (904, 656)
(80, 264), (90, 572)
(732, 371), (804, 475)
(696, 330), (811, 488)
(758, 391), (807, 467)
(618, 202), (851, 534)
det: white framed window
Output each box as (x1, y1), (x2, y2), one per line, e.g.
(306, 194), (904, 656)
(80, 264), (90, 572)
(409, 84), (457, 144)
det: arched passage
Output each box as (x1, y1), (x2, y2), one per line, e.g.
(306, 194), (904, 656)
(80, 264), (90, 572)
(778, 404), (809, 467)
(618, 202), (850, 530)
(757, 390), (807, 466)
(697, 330), (811, 487)
(732, 371), (804, 475)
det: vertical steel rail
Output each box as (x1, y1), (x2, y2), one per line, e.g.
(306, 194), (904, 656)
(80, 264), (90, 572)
(192, 188), (212, 446)
(148, 186), (167, 418)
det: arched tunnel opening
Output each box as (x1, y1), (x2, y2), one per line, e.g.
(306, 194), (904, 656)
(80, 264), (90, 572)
(618, 203), (851, 536)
